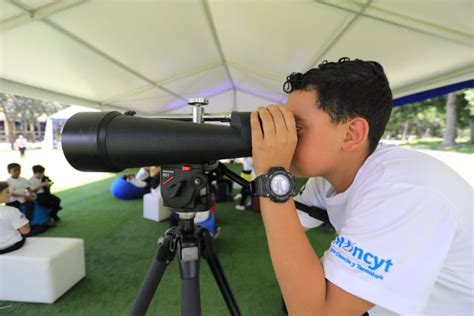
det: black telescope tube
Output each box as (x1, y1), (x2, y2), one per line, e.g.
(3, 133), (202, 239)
(61, 111), (252, 172)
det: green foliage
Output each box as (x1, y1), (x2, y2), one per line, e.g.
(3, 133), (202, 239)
(464, 89), (474, 116)
(0, 93), (66, 126)
(385, 90), (471, 139)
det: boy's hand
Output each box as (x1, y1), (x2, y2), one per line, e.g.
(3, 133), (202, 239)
(251, 105), (297, 176)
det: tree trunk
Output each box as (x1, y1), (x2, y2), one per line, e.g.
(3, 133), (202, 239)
(29, 123), (35, 141)
(401, 121), (409, 141)
(442, 93), (458, 146)
(470, 116), (474, 145)
(0, 103), (15, 149)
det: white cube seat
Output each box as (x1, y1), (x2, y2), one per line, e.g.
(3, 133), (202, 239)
(0, 237), (86, 303)
(143, 191), (171, 222)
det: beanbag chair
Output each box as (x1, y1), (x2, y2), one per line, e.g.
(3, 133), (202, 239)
(19, 202), (50, 225)
(195, 211), (217, 235)
(111, 177), (150, 200)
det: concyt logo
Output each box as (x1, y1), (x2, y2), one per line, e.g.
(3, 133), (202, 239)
(333, 236), (393, 272)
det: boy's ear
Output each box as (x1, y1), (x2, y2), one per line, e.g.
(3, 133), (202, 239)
(341, 117), (369, 152)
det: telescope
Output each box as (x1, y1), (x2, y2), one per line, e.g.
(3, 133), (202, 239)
(61, 98), (330, 316)
(61, 98), (252, 173)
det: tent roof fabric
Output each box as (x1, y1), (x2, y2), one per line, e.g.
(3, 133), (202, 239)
(0, 0), (473, 114)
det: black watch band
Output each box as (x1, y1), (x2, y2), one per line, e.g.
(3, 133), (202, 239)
(250, 167), (296, 203)
(250, 176), (266, 197)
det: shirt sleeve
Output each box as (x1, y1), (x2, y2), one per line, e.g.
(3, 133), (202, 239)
(295, 177), (326, 229)
(322, 183), (458, 314)
(28, 177), (39, 190)
(135, 168), (150, 181)
(8, 207), (29, 229)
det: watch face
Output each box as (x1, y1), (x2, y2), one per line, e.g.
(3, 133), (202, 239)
(270, 174), (290, 196)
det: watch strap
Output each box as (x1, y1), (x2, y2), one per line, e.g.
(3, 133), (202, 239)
(250, 174), (266, 196)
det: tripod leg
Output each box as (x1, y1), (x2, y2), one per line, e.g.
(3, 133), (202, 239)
(180, 263), (201, 316)
(201, 229), (241, 316)
(130, 235), (175, 316)
(179, 238), (201, 316)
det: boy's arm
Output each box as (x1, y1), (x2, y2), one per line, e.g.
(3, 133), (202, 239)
(251, 106), (373, 315)
(29, 184), (44, 193)
(18, 223), (30, 235)
(11, 192), (29, 198)
(260, 198), (373, 315)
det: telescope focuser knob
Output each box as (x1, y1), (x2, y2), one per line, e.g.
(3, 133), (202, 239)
(188, 98), (209, 106)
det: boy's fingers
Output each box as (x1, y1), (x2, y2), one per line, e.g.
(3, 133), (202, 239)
(267, 105), (285, 135)
(258, 107), (276, 138)
(250, 112), (263, 144)
(279, 106), (296, 134)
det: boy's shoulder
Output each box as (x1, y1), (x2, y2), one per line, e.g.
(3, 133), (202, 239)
(0, 205), (23, 217)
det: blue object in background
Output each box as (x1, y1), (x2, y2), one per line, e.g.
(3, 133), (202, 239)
(196, 212), (217, 235)
(20, 202), (50, 225)
(110, 177), (150, 200)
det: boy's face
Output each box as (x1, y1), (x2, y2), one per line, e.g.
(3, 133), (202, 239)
(285, 90), (347, 178)
(34, 172), (44, 178)
(0, 187), (11, 203)
(9, 167), (21, 178)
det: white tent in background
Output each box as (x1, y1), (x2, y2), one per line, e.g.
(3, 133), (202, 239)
(0, 1), (472, 113)
(49, 105), (99, 121)
(42, 105), (99, 149)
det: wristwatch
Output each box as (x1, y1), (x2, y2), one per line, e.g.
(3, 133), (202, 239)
(250, 167), (297, 203)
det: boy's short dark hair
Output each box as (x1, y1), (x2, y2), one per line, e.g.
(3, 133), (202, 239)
(7, 163), (21, 172)
(283, 57), (393, 154)
(32, 165), (45, 174)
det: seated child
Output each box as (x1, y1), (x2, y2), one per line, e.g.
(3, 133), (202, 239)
(0, 181), (30, 254)
(29, 165), (62, 222)
(5, 163), (35, 220)
(125, 166), (160, 189)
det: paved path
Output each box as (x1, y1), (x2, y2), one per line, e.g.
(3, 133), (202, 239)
(415, 149), (473, 186)
(0, 149), (114, 193)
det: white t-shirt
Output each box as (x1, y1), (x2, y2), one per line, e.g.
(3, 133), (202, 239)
(6, 176), (30, 203)
(296, 144), (473, 315)
(135, 168), (150, 181)
(0, 205), (29, 249)
(29, 176), (44, 194)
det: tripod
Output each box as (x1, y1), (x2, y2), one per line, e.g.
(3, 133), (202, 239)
(129, 213), (241, 316)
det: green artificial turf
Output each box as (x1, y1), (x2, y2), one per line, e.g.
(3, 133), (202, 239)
(1, 171), (335, 316)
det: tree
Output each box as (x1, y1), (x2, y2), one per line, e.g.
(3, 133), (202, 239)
(385, 97), (446, 140)
(442, 93), (459, 146)
(385, 90), (470, 143)
(0, 93), (65, 149)
(0, 94), (16, 148)
(463, 89), (474, 144)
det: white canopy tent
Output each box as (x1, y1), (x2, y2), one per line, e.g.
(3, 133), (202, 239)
(0, 0), (473, 115)
(42, 105), (98, 149)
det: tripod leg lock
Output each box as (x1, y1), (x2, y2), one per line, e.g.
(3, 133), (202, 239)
(181, 246), (199, 262)
(156, 235), (176, 264)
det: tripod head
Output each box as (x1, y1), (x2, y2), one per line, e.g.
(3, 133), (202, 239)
(159, 99), (236, 213)
(161, 162), (216, 212)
